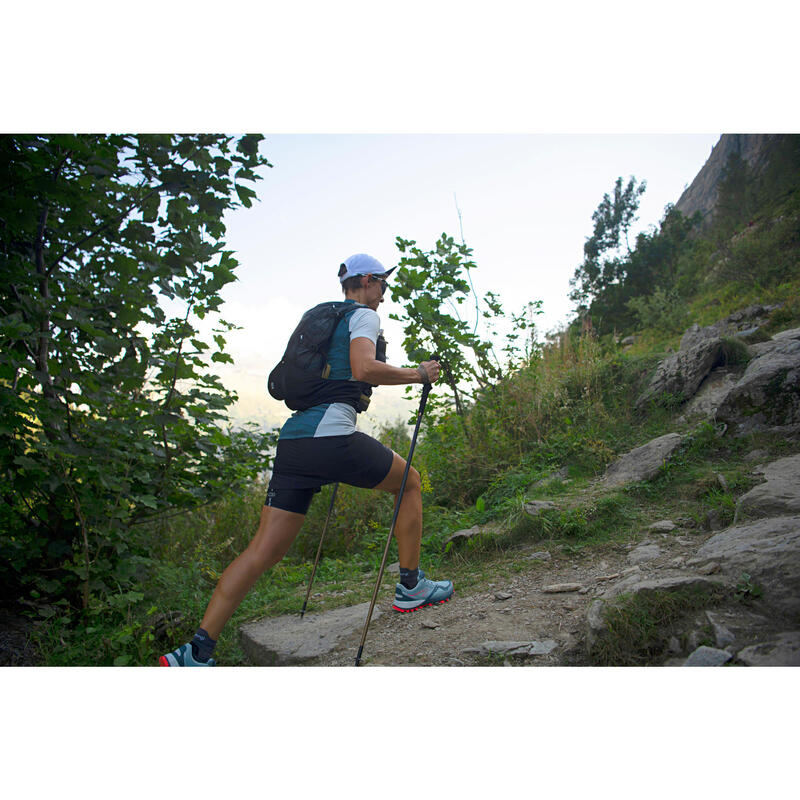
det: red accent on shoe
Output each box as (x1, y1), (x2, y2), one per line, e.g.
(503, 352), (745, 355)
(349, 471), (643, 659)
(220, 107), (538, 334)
(159, 655), (170, 666)
(392, 594), (452, 613)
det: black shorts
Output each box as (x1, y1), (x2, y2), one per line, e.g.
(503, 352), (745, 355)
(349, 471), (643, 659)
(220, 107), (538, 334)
(265, 432), (395, 514)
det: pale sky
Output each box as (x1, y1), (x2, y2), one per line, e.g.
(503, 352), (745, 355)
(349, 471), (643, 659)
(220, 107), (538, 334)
(212, 134), (720, 431)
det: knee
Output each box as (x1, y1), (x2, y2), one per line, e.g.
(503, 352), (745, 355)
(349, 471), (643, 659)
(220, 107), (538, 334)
(247, 533), (287, 572)
(404, 467), (421, 494)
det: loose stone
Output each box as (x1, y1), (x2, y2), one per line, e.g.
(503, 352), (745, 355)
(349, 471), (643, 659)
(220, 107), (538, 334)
(628, 544), (662, 565)
(523, 500), (559, 517)
(648, 520), (677, 532)
(705, 611), (736, 648)
(525, 550), (552, 561)
(683, 646), (733, 666)
(542, 583), (583, 593)
(465, 640), (559, 657)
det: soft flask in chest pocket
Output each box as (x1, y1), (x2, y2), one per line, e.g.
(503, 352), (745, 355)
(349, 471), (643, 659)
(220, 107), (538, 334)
(376, 330), (387, 363)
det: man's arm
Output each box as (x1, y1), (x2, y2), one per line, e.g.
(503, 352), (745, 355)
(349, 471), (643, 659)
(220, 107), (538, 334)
(350, 337), (440, 385)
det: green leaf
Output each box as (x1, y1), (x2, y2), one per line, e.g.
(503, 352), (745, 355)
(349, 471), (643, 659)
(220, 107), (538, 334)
(234, 183), (257, 208)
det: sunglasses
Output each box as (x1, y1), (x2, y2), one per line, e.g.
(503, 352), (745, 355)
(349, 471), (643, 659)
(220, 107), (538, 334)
(368, 274), (389, 293)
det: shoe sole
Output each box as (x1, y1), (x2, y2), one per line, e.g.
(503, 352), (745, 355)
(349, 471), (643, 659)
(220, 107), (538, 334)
(392, 593), (453, 613)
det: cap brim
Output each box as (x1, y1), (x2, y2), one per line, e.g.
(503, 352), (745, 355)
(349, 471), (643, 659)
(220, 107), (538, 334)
(338, 265), (397, 282)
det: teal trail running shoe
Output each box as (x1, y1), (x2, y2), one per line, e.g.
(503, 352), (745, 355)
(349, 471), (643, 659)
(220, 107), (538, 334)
(393, 570), (454, 612)
(159, 642), (216, 667)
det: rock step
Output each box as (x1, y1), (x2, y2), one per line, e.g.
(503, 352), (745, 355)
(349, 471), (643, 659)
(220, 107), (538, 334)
(239, 602), (380, 665)
(735, 454), (800, 521)
(602, 433), (683, 488)
(695, 515), (800, 616)
(737, 632), (800, 666)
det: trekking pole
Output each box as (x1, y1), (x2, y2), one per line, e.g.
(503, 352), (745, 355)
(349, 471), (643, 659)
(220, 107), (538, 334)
(355, 375), (434, 666)
(300, 482), (339, 618)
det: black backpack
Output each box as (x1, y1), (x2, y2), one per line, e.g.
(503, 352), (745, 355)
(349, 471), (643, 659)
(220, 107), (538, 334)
(268, 301), (384, 413)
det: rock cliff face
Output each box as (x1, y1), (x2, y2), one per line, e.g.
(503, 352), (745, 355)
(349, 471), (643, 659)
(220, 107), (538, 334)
(674, 134), (783, 226)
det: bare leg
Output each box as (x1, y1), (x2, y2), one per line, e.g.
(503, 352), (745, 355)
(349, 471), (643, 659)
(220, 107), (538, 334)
(373, 452), (423, 570)
(199, 505), (306, 639)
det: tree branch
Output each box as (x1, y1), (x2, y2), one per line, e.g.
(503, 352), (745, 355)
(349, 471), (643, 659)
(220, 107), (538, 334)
(34, 205), (57, 403)
(454, 193), (481, 337)
(64, 482), (91, 610)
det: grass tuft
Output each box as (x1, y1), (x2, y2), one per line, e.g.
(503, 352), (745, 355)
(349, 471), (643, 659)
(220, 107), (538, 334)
(588, 585), (730, 666)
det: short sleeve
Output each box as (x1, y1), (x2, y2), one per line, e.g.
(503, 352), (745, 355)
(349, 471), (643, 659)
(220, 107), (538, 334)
(348, 308), (380, 344)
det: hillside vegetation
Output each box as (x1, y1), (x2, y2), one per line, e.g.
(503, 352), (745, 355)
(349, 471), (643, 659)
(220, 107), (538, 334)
(15, 136), (800, 666)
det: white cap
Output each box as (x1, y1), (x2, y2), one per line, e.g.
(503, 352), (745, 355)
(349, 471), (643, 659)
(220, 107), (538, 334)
(338, 253), (396, 283)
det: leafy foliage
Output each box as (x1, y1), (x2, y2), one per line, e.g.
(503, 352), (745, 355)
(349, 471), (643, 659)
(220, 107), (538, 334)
(390, 234), (540, 422)
(571, 187), (700, 335)
(413, 329), (661, 507)
(0, 134), (275, 610)
(626, 286), (688, 333)
(569, 176), (647, 313)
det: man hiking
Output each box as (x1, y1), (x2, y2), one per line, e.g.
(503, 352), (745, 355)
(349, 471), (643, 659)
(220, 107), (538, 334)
(160, 253), (454, 666)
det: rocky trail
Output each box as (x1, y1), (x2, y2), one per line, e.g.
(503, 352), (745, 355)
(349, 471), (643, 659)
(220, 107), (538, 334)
(240, 311), (800, 668)
(240, 515), (800, 668)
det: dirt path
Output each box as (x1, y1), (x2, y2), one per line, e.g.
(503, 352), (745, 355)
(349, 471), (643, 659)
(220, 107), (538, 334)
(311, 529), (713, 666)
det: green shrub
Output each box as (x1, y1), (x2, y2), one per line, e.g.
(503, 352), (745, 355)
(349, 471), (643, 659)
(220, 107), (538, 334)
(415, 331), (659, 511)
(627, 286), (689, 333)
(714, 211), (800, 290)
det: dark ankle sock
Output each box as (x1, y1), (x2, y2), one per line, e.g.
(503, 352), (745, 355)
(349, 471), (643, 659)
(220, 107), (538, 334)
(399, 567), (420, 589)
(190, 628), (217, 662)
